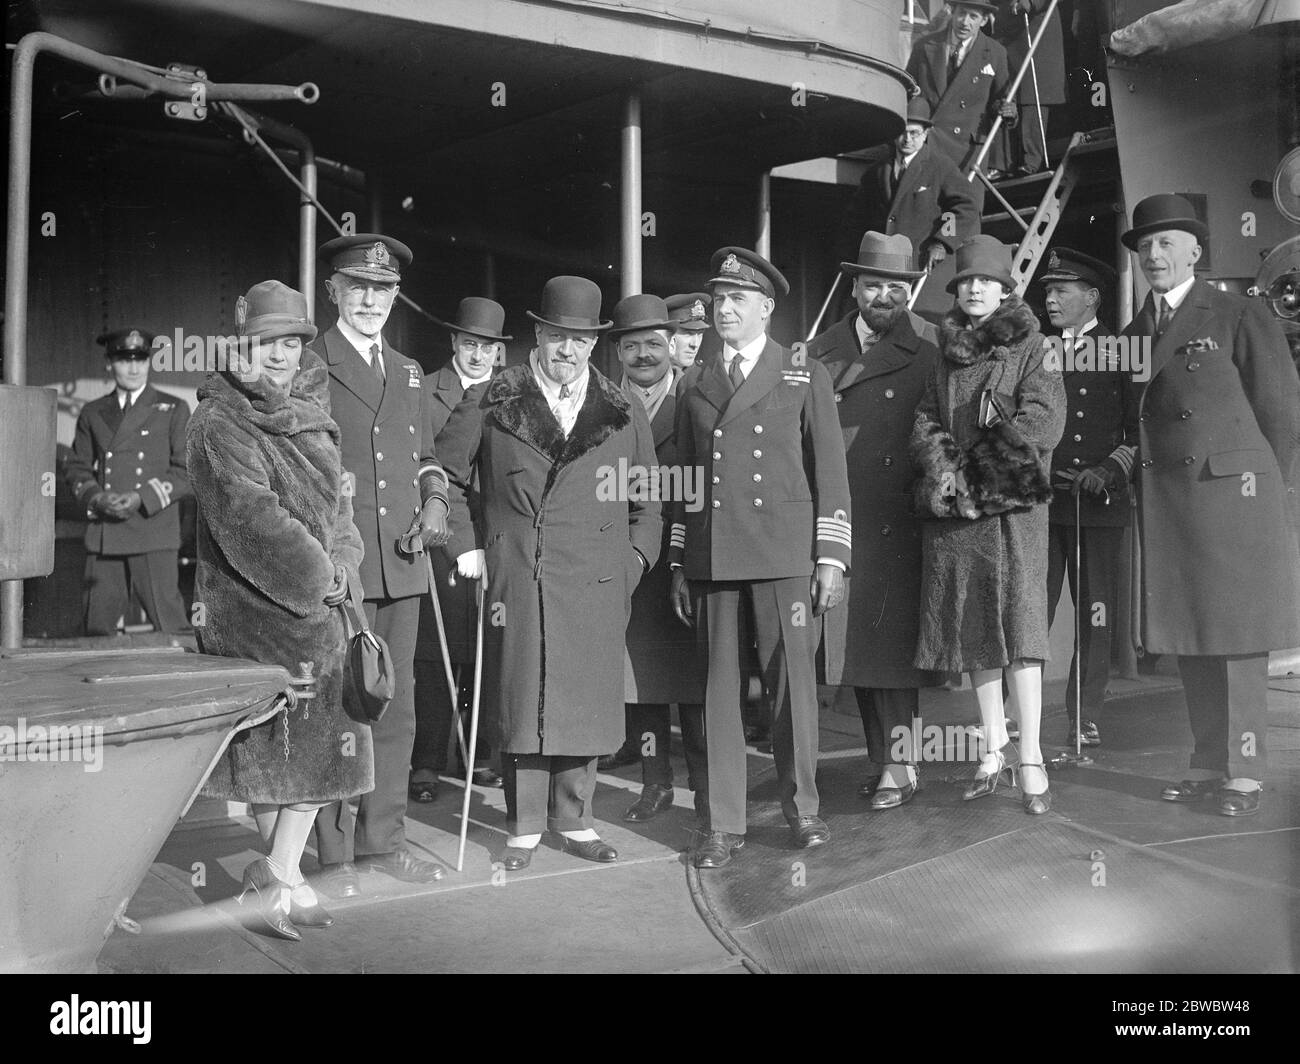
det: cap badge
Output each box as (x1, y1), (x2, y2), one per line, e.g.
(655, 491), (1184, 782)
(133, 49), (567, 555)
(689, 300), (705, 320)
(125, 329), (144, 347)
(1047, 251), (1060, 270)
(365, 241), (392, 267)
(721, 253), (741, 275)
(234, 297), (248, 330)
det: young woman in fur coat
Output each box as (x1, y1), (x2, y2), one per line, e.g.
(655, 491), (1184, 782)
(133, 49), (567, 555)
(188, 281), (369, 940)
(910, 237), (1065, 813)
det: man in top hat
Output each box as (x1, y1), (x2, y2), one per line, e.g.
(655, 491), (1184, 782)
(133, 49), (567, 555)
(1120, 194), (1300, 816)
(1038, 247), (1135, 749)
(842, 98), (980, 272)
(439, 276), (661, 869)
(66, 328), (191, 635)
(805, 233), (944, 808)
(410, 298), (511, 804)
(906, 2), (1014, 192)
(665, 292), (712, 372)
(669, 247), (852, 867)
(310, 233), (452, 896)
(600, 294), (709, 823)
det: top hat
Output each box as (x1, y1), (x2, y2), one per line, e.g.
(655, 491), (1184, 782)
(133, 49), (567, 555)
(841, 232), (925, 280)
(318, 233), (413, 283)
(946, 235), (1016, 293)
(607, 294), (675, 337)
(439, 297), (512, 341)
(666, 292), (712, 332)
(526, 276), (611, 331)
(97, 328), (155, 360)
(1038, 247), (1116, 290)
(236, 280), (317, 342)
(706, 246), (790, 298)
(904, 97), (933, 128)
(1121, 194), (1210, 251)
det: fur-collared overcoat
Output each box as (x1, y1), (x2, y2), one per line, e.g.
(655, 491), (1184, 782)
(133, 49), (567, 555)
(188, 352), (372, 804)
(442, 363), (662, 755)
(911, 295), (1065, 671)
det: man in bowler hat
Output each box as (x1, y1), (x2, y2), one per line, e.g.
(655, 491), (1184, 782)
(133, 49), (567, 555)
(410, 298), (511, 803)
(1038, 247), (1135, 749)
(1121, 194), (1300, 816)
(439, 277), (662, 869)
(66, 328), (191, 635)
(806, 233), (943, 809)
(669, 247), (852, 867)
(311, 234), (452, 896)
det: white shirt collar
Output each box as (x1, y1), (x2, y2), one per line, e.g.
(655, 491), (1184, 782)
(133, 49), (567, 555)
(723, 333), (767, 369)
(529, 350), (589, 405)
(336, 317), (383, 362)
(1156, 274), (1197, 312)
(118, 383), (147, 408)
(456, 368), (491, 393)
(1063, 317), (1099, 340)
(854, 315), (880, 351)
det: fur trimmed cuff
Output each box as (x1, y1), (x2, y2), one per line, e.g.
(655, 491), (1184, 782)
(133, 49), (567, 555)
(911, 421), (965, 518)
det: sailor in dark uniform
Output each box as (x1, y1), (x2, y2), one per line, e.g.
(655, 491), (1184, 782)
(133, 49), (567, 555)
(665, 292), (712, 372)
(310, 234), (452, 897)
(1039, 247), (1136, 749)
(669, 247), (852, 868)
(65, 328), (190, 635)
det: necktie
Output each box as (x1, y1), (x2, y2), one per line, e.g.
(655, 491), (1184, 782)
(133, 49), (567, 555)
(728, 355), (744, 392)
(558, 383), (572, 400)
(948, 46), (962, 80)
(122, 392), (133, 410)
(370, 343), (384, 382)
(1155, 298), (1171, 339)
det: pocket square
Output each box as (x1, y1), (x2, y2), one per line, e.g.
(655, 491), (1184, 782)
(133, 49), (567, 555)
(980, 63), (996, 76)
(915, 185), (929, 192)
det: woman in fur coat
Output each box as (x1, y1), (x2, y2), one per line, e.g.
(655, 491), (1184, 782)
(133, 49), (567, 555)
(188, 280), (369, 940)
(911, 236), (1065, 813)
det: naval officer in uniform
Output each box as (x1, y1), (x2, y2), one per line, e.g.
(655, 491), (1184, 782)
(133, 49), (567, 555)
(310, 234), (452, 896)
(66, 328), (191, 635)
(669, 247), (852, 868)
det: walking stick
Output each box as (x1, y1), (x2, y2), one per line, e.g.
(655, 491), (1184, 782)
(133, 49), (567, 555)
(907, 269), (929, 311)
(421, 551), (472, 771)
(1023, 12), (1048, 172)
(456, 573), (487, 872)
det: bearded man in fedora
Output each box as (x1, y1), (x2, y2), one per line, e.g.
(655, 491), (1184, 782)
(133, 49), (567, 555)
(1121, 194), (1300, 817)
(440, 276), (661, 869)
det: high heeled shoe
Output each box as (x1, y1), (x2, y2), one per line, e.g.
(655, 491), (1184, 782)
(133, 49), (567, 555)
(288, 891), (335, 929)
(237, 857), (301, 942)
(963, 744), (1015, 801)
(1018, 763), (1052, 816)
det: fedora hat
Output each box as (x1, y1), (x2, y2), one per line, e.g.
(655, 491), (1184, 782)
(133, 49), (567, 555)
(946, 1), (997, 13)
(236, 280), (317, 342)
(946, 235), (1016, 294)
(1121, 194), (1210, 251)
(439, 297), (511, 341)
(904, 97), (933, 128)
(841, 232), (924, 280)
(607, 294), (675, 337)
(526, 275), (611, 331)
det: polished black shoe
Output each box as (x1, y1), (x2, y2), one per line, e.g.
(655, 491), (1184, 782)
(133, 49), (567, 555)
(470, 767), (504, 788)
(856, 773), (883, 800)
(789, 815), (830, 848)
(314, 861), (361, 899)
(871, 780), (917, 810)
(985, 168), (1009, 181)
(498, 845), (536, 871)
(597, 741), (641, 771)
(693, 831), (746, 869)
(237, 858), (300, 942)
(288, 894), (335, 929)
(408, 775), (440, 803)
(356, 847), (447, 883)
(561, 836), (618, 863)
(1018, 763), (1052, 816)
(624, 783), (674, 822)
(1160, 778), (1221, 803)
(1067, 719), (1102, 748)
(1218, 787), (1261, 817)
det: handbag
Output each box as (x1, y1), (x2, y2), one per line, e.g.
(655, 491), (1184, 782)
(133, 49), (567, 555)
(339, 570), (395, 723)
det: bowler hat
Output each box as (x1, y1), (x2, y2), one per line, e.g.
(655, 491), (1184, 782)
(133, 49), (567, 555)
(97, 328), (155, 359)
(439, 297), (512, 341)
(1038, 247), (1115, 290)
(666, 292), (712, 331)
(1121, 194), (1210, 251)
(706, 246), (790, 298)
(841, 232), (924, 280)
(237, 280), (317, 342)
(607, 294), (675, 337)
(946, 235), (1016, 294)
(904, 97), (933, 128)
(319, 233), (412, 283)
(526, 276), (611, 331)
